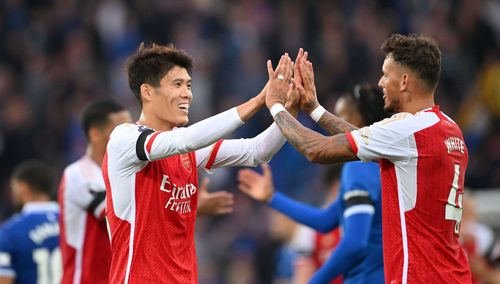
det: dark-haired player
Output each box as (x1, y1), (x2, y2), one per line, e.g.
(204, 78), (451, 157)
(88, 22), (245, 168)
(58, 99), (131, 284)
(0, 161), (60, 284)
(103, 43), (297, 283)
(266, 35), (471, 283)
(59, 98), (235, 284)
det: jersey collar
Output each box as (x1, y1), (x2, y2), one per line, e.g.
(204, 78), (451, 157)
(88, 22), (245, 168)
(22, 202), (59, 214)
(422, 105), (439, 113)
(83, 154), (102, 170)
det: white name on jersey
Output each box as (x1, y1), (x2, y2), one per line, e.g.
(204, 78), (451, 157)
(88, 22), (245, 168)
(444, 137), (465, 154)
(160, 175), (197, 214)
(29, 222), (59, 245)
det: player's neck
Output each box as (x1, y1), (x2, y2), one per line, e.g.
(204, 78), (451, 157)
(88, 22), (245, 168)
(401, 93), (435, 114)
(23, 193), (50, 204)
(138, 112), (174, 131)
(86, 145), (104, 167)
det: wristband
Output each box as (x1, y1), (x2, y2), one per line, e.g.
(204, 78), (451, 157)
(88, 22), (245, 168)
(270, 103), (286, 117)
(309, 105), (326, 122)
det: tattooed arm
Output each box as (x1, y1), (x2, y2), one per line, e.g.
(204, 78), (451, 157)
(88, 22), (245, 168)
(316, 112), (358, 135)
(273, 110), (357, 164)
(295, 51), (357, 135)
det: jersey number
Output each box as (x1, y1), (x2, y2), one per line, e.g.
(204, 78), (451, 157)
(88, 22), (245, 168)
(33, 247), (62, 284)
(445, 164), (463, 234)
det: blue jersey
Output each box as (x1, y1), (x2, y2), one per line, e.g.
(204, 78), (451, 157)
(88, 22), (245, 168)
(0, 202), (61, 284)
(269, 161), (384, 284)
(337, 161), (383, 283)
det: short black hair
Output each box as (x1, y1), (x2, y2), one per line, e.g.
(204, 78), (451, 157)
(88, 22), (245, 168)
(11, 160), (54, 196)
(352, 84), (391, 125)
(126, 42), (194, 107)
(81, 99), (126, 139)
(381, 34), (442, 91)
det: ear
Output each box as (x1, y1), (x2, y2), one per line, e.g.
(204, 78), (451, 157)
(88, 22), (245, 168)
(88, 127), (102, 143)
(400, 73), (409, 92)
(140, 83), (154, 103)
(11, 179), (30, 203)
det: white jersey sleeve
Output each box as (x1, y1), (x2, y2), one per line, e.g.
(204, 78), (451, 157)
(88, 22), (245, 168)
(347, 112), (440, 162)
(107, 107), (244, 175)
(195, 123), (286, 171)
(63, 163), (106, 219)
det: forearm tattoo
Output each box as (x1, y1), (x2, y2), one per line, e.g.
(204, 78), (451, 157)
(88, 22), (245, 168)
(318, 111), (358, 135)
(273, 111), (357, 164)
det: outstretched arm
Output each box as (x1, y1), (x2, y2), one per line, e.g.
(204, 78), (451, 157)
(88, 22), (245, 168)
(316, 112), (358, 136)
(129, 59), (288, 163)
(270, 192), (341, 233)
(195, 54), (300, 170)
(237, 163), (340, 233)
(273, 111), (357, 163)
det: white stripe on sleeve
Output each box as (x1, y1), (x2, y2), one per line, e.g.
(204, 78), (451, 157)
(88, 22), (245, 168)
(343, 204), (375, 218)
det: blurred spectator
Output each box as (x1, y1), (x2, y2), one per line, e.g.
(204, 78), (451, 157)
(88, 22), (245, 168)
(462, 193), (500, 284)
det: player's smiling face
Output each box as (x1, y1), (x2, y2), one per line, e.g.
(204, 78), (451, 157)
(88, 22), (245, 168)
(378, 56), (404, 112)
(151, 66), (192, 129)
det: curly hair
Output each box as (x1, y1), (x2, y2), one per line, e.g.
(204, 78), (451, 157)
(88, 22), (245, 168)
(126, 43), (194, 107)
(381, 34), (441, 91)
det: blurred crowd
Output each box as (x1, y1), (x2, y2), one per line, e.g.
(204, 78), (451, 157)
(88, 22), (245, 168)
(0, 0), (499, 283)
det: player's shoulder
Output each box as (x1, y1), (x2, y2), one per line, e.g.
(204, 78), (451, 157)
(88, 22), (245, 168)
(111, 123), (143, 137)
(376, 111), (435, 125)
(0, 213), (25, 236)
(371, 110), (440, 136)
(62, 159), (96, 195)
(108, 123), (147, 148)
(64, 155), (87, 175)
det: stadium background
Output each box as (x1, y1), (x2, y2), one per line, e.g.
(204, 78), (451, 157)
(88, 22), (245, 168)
(0, 0), (498, 283)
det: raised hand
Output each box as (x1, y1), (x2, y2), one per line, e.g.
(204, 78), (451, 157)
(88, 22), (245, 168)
(297, 52), (320, 113)
(293, 48), (305, 88)
(197, 178), (234, 216)
(255, 81), (269, 107)
(285, 79), (300, 117)
(266, 53), (294, 109)
(238, 163), (275, 203)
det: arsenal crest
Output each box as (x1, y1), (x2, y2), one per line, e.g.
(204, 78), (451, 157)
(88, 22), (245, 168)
(180, 154), (192, 173)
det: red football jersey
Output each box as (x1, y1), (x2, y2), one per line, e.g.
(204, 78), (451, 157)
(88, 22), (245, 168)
(104, 125), (199, 283)
(103, 109), (286, 283)
(347, 106), (472, 284)
(313, 229), (343, 284)
(59, 155), (110, 284)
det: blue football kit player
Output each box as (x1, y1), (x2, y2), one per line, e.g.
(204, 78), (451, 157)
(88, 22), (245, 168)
(238, 85), (388, 283)
(0, 161), (60, 284)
